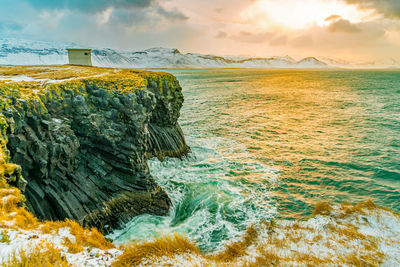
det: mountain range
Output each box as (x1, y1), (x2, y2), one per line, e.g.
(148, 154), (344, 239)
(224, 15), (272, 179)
(0, 38), (398, 69)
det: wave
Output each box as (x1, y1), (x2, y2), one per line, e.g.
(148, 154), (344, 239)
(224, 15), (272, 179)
(108, 136), (279, 251)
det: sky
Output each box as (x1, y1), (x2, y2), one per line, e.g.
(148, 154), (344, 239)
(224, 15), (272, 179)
(0, 0), (399, 62)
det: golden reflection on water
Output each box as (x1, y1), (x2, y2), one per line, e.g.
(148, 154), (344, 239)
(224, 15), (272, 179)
(175, 69), (400, 217)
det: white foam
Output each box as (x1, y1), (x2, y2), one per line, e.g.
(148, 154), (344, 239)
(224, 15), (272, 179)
(110, 135), (279, 251)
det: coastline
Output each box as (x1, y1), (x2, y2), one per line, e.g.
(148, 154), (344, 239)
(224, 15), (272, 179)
(0, 66), (399, 266)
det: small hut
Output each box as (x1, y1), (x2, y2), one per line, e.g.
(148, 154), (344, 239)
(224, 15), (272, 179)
(67, 48), (92, 66)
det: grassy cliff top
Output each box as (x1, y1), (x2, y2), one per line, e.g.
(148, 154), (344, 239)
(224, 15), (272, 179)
(0, 65), (177, 97)
(0, 64), (166, 81)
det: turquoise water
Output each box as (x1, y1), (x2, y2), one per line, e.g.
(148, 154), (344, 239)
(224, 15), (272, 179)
(109, 69), (400, 251)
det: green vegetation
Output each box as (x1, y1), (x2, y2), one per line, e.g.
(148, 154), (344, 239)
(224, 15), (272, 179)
(0, 230), (10, 244)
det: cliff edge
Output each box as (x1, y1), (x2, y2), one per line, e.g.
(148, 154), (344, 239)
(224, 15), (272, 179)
(0, 65), (189, 233)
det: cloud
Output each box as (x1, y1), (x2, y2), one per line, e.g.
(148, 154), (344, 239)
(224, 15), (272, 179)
(19, 0), (188, 31)
(107, 8), (149, 27)
(328, 18), (361, 33)
(269, 35), (287, 46)
(25, 0), (155, 13)
(0, 22), (22, 33)
(216, 31), (227, 38)
(343, 0), (400, 19)
(232, 31), (274, 43)
(325, 14), (342, 22)
(291, 35), (313, 47)
(0, 0), (398, 62)
(157, 6), (188, 21)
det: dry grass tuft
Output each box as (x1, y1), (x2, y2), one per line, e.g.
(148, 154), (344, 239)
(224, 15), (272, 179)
(357, 199), (378, 210)
(112, 233), (200, 267)
(337, 199), (381, 219)
(211, 225), (258, 262)
(312, 201), (333, 216)
(4, 241), (71, 267)
(243, 247), (280, 267)
(341, 253), (384, 267)
(62, 237), (84, 254)
(41, 219), (114, 250)
(0, 180), (41, 230)
(0, 229), (10, 244)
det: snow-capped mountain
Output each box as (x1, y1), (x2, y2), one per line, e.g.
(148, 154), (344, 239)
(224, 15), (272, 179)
(0, 38), (332, 69)
(296, 57), (328, 68)
(1, 38), (397, 69)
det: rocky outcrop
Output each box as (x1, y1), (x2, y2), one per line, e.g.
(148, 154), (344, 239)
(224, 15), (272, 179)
(0, 66), (189, 233)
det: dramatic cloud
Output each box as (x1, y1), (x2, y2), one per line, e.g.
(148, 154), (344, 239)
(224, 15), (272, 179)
(343, 0), (400, 19)
(25, 0), (155, 13)
(328, 18), (361, 33)
(157, 6), (188, 21)
(0, 0), (399, 62)
(216, 31), (227, 38)
(325, 14), (342, 22)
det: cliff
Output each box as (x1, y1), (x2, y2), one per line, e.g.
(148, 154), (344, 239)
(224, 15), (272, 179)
(0, 65), (189, 233)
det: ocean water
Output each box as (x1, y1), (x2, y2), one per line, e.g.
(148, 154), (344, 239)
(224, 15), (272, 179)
(109, 69), (400, 252)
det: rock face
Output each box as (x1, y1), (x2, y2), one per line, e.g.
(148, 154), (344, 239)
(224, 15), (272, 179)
(0, 66), (189, 233)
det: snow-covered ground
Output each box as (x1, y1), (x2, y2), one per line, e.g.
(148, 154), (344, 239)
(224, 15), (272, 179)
(135, 202), (400, 266)
(1, 200), (399, 266)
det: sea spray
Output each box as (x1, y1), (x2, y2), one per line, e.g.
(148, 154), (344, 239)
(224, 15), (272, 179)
(108, 136), (279, 251)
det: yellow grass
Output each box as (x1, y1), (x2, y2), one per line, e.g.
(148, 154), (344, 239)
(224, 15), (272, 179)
(211, 225), (258, 262)
(0, 65), (176, 98)
(112, 233), (200, 267)
(40, 219), (114, 250)
(0, 230), (10, 244)
(0, 65), (113, 80)
(0, 174), (113, 251)
(4, 241), (71, 267)
(62, 237), (84, 254)
(312, 201), (333, 216)
(243, 249), (280, 267)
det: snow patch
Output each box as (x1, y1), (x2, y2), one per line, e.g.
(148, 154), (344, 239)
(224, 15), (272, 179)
(0, 228), (122, 266)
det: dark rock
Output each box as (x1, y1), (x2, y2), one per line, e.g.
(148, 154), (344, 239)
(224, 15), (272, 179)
(2, 71), (189, 233)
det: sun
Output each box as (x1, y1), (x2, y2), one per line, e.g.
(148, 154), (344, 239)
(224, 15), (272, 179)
(241, 0), (371, 30)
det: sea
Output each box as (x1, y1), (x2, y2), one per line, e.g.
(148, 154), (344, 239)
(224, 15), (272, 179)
(108, 69), (400, 252)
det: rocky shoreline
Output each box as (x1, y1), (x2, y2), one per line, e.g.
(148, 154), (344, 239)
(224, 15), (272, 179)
(0, 65), (189, 233)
